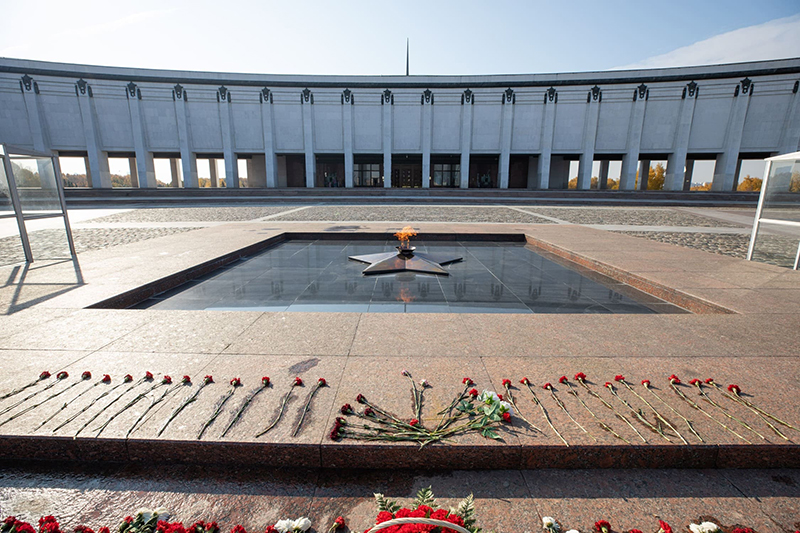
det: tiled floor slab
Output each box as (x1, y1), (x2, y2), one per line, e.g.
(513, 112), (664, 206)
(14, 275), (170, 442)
(223, 313), (360, 355)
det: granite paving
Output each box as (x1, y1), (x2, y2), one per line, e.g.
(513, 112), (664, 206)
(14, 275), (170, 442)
(269, 205), (555, 223)
(89, 206), (297, 223)
(523, 207), (744, 227)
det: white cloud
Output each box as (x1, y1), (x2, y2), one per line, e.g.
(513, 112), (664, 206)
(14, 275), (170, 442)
(613, 14), (800, 70)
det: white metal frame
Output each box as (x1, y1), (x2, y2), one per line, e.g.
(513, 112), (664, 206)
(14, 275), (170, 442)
(746, 151), (800, 270)
(0, 143), (75, 262)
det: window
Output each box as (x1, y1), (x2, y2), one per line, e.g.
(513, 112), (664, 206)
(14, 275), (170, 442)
(354, 163), (383, 187)
(432, 163), (460, 187)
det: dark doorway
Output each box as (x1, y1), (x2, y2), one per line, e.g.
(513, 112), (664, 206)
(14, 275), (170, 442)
(431, 155), (461, 188)
(316, 155), (345, 187)
(392, 155), (422, 188)
(286, 155), (306, 188)
(469, 155), (498, 188)
(354, 154), (384, 187)
(509, 155), (531, 189)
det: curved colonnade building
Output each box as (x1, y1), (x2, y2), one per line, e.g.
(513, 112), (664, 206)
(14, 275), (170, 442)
(1, 57), (800, 192)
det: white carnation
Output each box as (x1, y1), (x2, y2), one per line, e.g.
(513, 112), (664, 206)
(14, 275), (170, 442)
(542, 516), (558, 530)
(689, 522), (720, 533)
(292, 517), (312, 532)
(478, 390), (500, 405)
(566, 530), (579, 533)
(499, 401), (513, 414)
(274, 520), (294, 533)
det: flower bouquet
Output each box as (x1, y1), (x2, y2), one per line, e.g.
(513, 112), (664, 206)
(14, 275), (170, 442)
(365, 487), (477, 533)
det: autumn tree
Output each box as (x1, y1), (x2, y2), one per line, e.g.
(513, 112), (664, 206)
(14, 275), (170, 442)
(736, 175), (762, 192)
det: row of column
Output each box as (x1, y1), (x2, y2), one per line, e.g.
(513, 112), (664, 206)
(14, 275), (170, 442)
(18, 75), (800, 190)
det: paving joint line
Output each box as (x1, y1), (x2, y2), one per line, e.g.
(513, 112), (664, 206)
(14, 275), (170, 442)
(506, 205), (571, 224)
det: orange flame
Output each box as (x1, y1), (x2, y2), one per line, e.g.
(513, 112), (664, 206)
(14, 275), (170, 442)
(394, 226), (418, 244)
(398, 286), (415, 303)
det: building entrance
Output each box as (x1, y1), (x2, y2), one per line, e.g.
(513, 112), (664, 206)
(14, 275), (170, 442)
(392, 163), (422, 188)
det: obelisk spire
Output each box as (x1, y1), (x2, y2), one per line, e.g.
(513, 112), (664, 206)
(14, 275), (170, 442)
(406, 38), (409, 76)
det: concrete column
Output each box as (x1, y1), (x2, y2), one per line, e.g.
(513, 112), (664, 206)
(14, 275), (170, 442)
(128, 157), (139, 188)
(578, 86), (602, 190)
(459, 89), (473, 188)
(778, 83), (800, 154)
(209, 159), (218, 187)
(247, 155), (267, 188)
(83, 156), (92, 185)
(538, 88), (557, 190)
(713, 78), (753, 191)
(342, 89), (354, 188)
(550, 156), (570, 189)
(666, 82), (698, 191)
(620, 85), (648, 190)
(301, 88), (315, 188)
(173, 84), (197, 189)
(683, 159), (695, 190)
(598, 160), (610, 189)
(170, 158), (180, 187)
(421, 90), (433, 188)
(498, 88), (514, 188)
(382, 89), (393, 188)
(638, 159), (651, 190)
(126, 82), (155, 188)
(218, 87), (237, 188)
(19, 75), (47, 152)
(259, 89), (278, 188)
(75, 79), (110, 188)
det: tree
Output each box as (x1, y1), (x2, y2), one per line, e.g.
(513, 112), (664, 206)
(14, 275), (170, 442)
(691, 182), (712, 191)
(647, 163), (666, 190)
(736, 175), (762, 192)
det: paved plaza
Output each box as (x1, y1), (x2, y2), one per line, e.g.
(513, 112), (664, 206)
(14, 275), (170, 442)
(0, 203), (798, 532)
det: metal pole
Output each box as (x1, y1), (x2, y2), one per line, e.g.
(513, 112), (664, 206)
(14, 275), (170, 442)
(52, 155), (76, 256)
(746, 160), (770, 261)
(1, 144), (33, 262)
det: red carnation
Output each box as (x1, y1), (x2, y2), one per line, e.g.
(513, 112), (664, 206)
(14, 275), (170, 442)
(574, 372), (587, 382)
(203, 375), (213, 384)
(230, 377), (241, 386)
(333, 516), (345, 528)
(668, 374), (680, 384)
(395, 508), (411, 518)
(468, 388), (478, 398)
(124, 374), (133, 383)
(604, 382), (613, 388)
(641, 379), (650, 386)
(502, 412), (511, 423)
(81, 371), (91, 380)
(294, 377), (303, 386)
(318, 377), (327, 386)
(356, 394), (366, 404)
(704, 378), (715, 384)
(614, 375), (624, 382)
(364, 408), (374, 417)
(629, 530), (643, 533)
(74, 526), (94, 533)
(543, 383), (552, 389)
(462, 377), (473, 385)
(261, 376), (270, 386)
(340, 403), (353, 414)
(520, 377), (530, 385)
(430, 509), (448, 520)
(264, 527), (278, 533)
(98, 528), (109, 533)
(728, 384), (741, 394)
(657, 520), (672, 533)
(18, 523), (36, 533)
(39, 371), (51, 379)
(230, 526), (246, 533)
(56, 371), (68, 380)
(502, 378), (511, 387)
(162, 375), (172, 384)
(559, 376), (568, 384)
(409, 418), (419, 426)
(497, 393), (504, 401)
(376, 511), (394, 524)
(145, 371), (153, 380)
(730, 528), (754, 533)
(101, 374), (111, 383)
(182, 375), (191, 384)
(595, 520), (611, 533)
(124, 517), (133, 525)
(689, 378), (701, 386)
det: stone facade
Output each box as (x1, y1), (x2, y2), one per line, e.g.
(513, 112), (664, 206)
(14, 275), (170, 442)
(2, 57), (800, 190)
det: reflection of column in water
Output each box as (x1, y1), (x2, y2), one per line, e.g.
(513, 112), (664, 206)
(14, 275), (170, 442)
(307, 281), (318, 295)
(345, 281), (357, 294)
(607, 289), (622, 302)
(271, 281), (283, 297)
(381, 281), (393, 297)
(566, 273), (582, 301)
(454, 282), (467, 300)
(418, 282), (429, 298)
(491, 283), (504, 301)
(528, 280), (542, 300)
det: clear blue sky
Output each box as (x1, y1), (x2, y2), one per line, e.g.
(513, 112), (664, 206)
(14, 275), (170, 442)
(2, 0), (799, 75)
